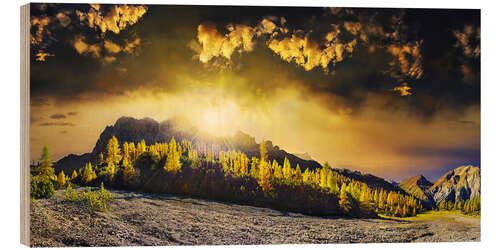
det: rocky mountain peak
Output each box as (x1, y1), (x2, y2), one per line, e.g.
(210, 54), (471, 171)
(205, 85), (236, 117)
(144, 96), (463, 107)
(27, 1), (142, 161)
(428, 165), (480, 204)
(398, 174), (435, 208)
(415, 175), (433, 188)
(293, 152), (314, 161)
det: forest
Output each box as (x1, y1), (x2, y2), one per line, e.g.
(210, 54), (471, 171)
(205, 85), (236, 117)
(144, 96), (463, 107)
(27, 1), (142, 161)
(31, 136), (480, 218)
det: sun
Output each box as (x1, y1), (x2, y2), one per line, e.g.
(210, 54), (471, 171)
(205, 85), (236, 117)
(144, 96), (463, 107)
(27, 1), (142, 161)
(202, 108), (221, 130)
(198, 100), (241, 136)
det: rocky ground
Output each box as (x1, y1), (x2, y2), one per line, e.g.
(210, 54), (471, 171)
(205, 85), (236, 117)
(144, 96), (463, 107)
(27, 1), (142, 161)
(30, 188), (480, 247)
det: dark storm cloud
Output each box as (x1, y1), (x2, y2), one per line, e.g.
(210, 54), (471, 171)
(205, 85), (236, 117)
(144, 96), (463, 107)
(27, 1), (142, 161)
(30, 5), (480, 120)
(67, 112), (78, 116)
(399, 146), (480, 160)
(187, 7), (479, 119)
(39, 122), (75, 127)
(30, 3), (149, 103)
(50, 113), (66, 119)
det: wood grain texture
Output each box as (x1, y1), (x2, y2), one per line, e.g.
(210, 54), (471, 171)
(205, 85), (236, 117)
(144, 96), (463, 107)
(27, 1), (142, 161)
(20, 3), (30, 246)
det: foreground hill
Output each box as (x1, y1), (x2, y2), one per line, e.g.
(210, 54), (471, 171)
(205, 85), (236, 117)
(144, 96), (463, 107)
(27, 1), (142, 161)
(398, 175), (435, 208)
(30, 188), (480, 247)
(428, 165), (480, 204)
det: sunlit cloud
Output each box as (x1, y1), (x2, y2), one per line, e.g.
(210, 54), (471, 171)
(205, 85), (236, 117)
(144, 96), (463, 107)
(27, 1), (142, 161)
(29, 5), (480, 181)
(30, 4), (147, 63)
(56, 12), (71, 27)
(73, 35), (101, 58)
(387, 41), (424, 80)
(30, 16), (51, 45)
(104, 40), (122, 53)
(73, 35), (142, 64)
(267, 24), (357, 73)
(453, 25), (480, 58)
(75, 4), (147, 34)
(393, 82), (412, 96)
(35, 51), (54, 61)
(196, 21), (258, 63)
(191, 10), (424, 86)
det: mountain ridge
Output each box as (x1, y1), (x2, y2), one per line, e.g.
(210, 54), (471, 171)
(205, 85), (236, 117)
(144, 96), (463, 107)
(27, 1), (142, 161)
(428, 165), (480, 205)
(398, 174), (435, 208)
(53, 116), (480, 204)
(54, 116), (405, 193)
(398, 165), (480, 208)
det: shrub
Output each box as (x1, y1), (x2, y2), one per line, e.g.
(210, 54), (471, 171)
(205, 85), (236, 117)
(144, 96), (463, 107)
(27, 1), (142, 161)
(30, 175), (55, 199)
(64, 183), (79, 201)
(64, 182), (113, 211)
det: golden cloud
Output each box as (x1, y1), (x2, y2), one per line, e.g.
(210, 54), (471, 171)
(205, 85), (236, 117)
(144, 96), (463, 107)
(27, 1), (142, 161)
(73, 35), (101, 58)
(344, 21), (362, 36)
(257, 18), (278, 35)
(393, 82), (412, 96)
(193, 18), (360, 73)
(387, 41), (424, 80)
(76, 4), (147, 34)
(196, 22), (257, 63)
(35, 51), (54, 62)
(453, 25), (480, 58)
(73, 35), (142, 64)
(31, 4), (146, 63)
(342, 18), (423, 81)
(268, 24), (357, 73)
(104, 40), (122, 53)
(103, 56), (117, 64)
(123, 37), (141, 54)
(191, 14), (424, 84)
(56, 12), (71, 27)
(30, 16), (51, 45)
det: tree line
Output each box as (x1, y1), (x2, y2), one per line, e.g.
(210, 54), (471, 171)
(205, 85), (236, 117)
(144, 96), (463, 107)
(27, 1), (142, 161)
(35, 136), (424, 218)
(30, 137), (481, 217)
(437, 196), (480, 215)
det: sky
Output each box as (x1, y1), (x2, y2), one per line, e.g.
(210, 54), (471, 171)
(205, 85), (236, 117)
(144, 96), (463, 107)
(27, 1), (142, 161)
(29, 3), (480, 182)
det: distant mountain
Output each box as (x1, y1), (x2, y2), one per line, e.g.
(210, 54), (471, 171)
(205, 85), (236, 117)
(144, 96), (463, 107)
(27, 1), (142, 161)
(332, 168), (403, 192)
(398, 175), (435, 208)
(55, 116), (322, 175)
(398, 166), (481, 208)
(54, 116), (407, 194)
(428, 165), (480, 204)
(293, 152), (314, 161)
(53, 116), (480, 210)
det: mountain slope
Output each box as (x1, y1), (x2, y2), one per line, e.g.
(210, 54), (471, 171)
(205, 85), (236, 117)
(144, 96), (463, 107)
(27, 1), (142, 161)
(428, 165), (480, 204)
(398, 175), (434, 208)
(54, 116), (322, 176)
(54, 116), (403, 193)
(293, 152), (313, 161)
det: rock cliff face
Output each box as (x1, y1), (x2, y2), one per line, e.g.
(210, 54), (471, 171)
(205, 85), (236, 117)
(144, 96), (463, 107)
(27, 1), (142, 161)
(55, 116), (322, 175)
(89, 117), (322, 170)
(428, 165), (480, 204)
(398, 175), (435, 208)
(91, 117), (198, 155)
(54, 116), (398, 192)
(399, 166), (480, 208)
(293, 152), (314, 161)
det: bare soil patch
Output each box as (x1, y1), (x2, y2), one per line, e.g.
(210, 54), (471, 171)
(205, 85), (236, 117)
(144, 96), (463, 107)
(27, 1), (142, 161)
(30, 188), (480, 247)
